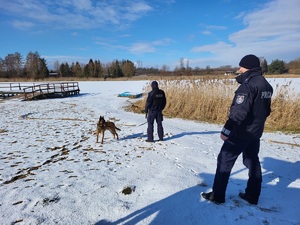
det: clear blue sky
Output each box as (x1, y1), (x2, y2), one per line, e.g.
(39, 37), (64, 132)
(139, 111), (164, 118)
(0, 0), (299, 70)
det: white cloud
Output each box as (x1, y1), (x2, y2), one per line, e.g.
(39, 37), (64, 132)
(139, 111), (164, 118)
(191, 0), (300, 66)
(191, 42), (233, 54)
(129, 42), (155, 53)
(230, 0), (300, 44)
(128, 38), (174, 54)
(95, 37), (174, 55)
(71, 32), (79, 36)
(127, 2), (153, 13)
(206, 25), (227, 31)
(0, 0), (153, 30)
(12, 20), (34, 30)
(43, 55), (84, 60)
(202, 31), (212, 35)
(152, 38), (174, 46)
(73, 0), (92, 10)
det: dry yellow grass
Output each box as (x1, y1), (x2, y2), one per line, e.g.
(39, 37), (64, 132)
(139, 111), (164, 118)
(267, 83), (300, 132)
(132, 77), (300, 133)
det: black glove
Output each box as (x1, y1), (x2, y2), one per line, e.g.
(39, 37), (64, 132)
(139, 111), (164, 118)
(145, 113), (148, 119)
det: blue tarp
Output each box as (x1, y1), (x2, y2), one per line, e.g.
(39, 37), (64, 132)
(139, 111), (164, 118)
(118, 91), (143, 98)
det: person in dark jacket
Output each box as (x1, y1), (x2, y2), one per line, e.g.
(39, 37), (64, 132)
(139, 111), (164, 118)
(202, 54), (273, 205)
(145, 81), (166, 142)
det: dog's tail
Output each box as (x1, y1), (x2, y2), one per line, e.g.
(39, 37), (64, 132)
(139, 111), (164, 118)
(116, 127), (121, 131)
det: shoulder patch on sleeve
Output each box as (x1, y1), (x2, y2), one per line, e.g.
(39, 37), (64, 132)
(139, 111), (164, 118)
(236, 94), (245, 104)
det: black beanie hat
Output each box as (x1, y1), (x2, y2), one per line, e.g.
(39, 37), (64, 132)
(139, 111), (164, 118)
(239, 54), (260, 69)
(151, 81), (158, 88)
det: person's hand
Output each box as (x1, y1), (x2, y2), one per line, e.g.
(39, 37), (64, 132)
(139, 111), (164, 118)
(220, 133), (228, 141)
(145, 113), (147, 119)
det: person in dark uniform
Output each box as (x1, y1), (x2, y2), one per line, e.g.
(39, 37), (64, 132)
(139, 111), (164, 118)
(144, 81), (166, 142)
(202, 54), (273, 205)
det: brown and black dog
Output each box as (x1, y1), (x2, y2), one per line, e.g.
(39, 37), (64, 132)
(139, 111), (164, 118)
(96, 116), (121, 144)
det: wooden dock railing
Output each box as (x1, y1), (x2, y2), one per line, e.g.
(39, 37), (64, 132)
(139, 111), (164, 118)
(0, 83), (32, 98)
(0, 82), (80, 100)
(23, 82), (80, 100)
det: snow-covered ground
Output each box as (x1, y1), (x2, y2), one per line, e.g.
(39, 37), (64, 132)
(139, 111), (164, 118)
(0, 80), (299, 225)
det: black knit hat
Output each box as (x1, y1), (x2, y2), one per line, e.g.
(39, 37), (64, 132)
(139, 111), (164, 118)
(151, 81), (158, 88)
(239, 54), (260, 69)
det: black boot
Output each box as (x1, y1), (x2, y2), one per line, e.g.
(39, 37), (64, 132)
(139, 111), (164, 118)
(201, 192), (225, 204)
(239, 192), (258, 205)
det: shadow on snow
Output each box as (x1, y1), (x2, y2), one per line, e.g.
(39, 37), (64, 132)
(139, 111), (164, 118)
(95, 157), (300, 225)
(120, 131), (220, 141)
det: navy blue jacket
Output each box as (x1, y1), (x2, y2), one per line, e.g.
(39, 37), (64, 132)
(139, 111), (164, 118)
(145, 87), (166, 113)
(221, 67), (273, 140)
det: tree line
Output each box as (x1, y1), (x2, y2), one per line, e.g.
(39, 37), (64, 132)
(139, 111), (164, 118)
(0, 51), (299, 79)
(57, 58), (135, 79)
(0, 51), (136, 79)
(0, 52), (48, 79)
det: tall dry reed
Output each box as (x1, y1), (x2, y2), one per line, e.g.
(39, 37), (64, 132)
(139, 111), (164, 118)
(267, 82), (300, 132)
(133, 77), (300, 133)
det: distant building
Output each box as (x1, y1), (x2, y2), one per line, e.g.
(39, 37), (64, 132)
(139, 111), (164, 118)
(49, 72), (60, 77)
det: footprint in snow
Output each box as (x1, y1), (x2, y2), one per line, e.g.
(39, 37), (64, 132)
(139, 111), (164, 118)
(176, 163), (183, 169)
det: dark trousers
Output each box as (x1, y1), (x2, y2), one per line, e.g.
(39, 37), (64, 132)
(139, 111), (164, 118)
(212, 138), (262, 202)
(147, 111), (164, 141)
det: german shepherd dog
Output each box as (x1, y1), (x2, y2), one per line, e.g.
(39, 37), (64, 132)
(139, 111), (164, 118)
(96, 116), (121, 144)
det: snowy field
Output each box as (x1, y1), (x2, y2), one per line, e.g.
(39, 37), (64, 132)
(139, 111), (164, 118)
(0, 80), (299, 225)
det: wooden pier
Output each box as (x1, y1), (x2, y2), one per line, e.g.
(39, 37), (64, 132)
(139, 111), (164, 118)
(0, 82), (80, 100)
(0, 83), (29, 98)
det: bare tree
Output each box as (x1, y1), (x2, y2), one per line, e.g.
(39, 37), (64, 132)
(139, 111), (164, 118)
(160, 64), (169, 76)
(25, 51), (40, 79)
(53, 60), (60, 73)
(186, 59), (190, 69)
(179, 58), (185, 70)
(136, 60), (142, 68)
(121, 60), (135, 77)
(94, 60), (103, 78)
(0, 57), (5, 78)
(71, 62), (83, 77)
(286, 58), (300, 72)
(25, 51), (48, 79)
(4, 52), (23, 78)
(260, 57), (268, 73)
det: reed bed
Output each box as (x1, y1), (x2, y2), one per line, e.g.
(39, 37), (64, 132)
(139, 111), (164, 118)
(267, 82), (300, 133)
(133, 77), (300, 133)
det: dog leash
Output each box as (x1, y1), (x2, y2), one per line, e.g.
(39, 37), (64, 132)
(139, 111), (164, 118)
(120, 121), (147, 128)
(138, 121), (147, 126)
